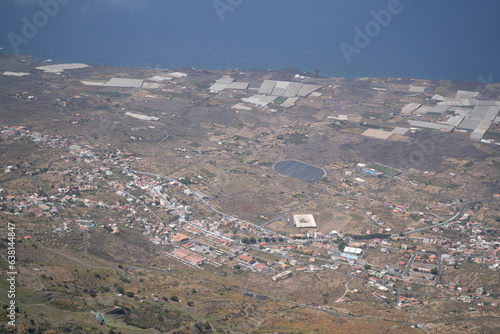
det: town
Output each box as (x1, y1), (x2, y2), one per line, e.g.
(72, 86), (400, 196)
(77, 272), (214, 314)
(1, 124), (499, 322)
(0, 55), (499, 332)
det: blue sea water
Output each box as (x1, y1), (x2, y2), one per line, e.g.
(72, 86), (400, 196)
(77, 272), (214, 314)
(0, 0), (499, 82)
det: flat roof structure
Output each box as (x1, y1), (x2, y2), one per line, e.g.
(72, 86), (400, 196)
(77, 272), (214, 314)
(327, 115), (348, 121)
(125, 112), (159, 121)
(231, 103), (253, 111)
(471, 106), (500, 120)
(361, 128), (394, 140)
(457, 106), (500, 133)
(3, 71), (30, 76)
(438, 99), (500, 106)
(293, 214), (317, 228)
(284, 82), (304, 97)
(280, 97), (299, 108)
(391, 84), (411, 91)
(258, 80), (277, 94)
(297, 84), (321, 97)
(372, 82), (390, 90)
(401, 103), (421, 115)
(81, 80), (106, 86)
(439, 107), (470, 127)
(148, 76), (172, 81)
(209, 77), (234, 91)
(443, 115), (467, 127)
(242, 95), (277, 107)
(458, 119), (481, 131)
(271, 81), (289, 96)
(432, 94), (445, 101)
(455, 90), (479, 99)
(469, 106), (490, 119)
(408, 120), (454, 131)
(392, 127), (410, 135)
(344, 247), (363, 254)
(142, 82), (162, 89)
(227, 81), (249, 90)
(103, 78), (144, 88)
(470, 129), (487, 140)
(408, 85), (426, 93)
(257, 80), (319, 97)
(272, 270), (292, 281)
(36, 63), (89, 73)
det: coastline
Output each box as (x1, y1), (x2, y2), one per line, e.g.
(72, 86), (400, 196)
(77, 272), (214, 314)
(1, 51), (497, 84)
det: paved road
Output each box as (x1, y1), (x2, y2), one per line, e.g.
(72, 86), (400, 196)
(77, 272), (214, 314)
(335, 277), (354, 303)
(436, 246), (442, 284)
(396, 201), (478, 236)
(404, 251), (417, 277)
(80, 230), (88, 252)
(130, 169), (286, 240)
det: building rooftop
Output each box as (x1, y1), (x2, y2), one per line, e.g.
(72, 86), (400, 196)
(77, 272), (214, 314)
(293, 214), (317, 228)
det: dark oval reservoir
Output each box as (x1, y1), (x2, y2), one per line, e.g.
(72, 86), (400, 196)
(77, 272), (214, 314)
(274, 160), (325, 182)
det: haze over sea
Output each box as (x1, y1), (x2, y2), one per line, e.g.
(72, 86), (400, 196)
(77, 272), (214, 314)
(1, 0), (499, 82)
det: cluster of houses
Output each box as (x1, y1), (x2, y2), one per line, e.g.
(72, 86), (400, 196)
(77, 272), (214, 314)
(2, 125), (499, 310)
(1, 126), (70, 149)
(171, 248), (206, 266)
(436, 205), (500, 267)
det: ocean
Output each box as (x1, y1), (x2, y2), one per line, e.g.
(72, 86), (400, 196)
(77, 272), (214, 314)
(1, 0), (499, 82)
